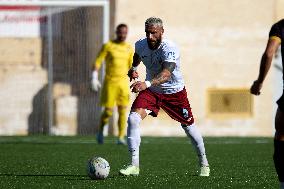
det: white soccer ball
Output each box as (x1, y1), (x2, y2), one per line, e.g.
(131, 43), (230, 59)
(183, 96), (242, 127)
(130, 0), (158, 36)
(87, 156), (110, 180)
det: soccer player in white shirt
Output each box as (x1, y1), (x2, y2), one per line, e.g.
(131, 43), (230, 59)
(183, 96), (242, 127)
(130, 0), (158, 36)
(119, 17), (210, 177)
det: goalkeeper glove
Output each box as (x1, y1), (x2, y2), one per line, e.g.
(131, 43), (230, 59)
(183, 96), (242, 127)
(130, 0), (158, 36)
(91, 71), (101, 92)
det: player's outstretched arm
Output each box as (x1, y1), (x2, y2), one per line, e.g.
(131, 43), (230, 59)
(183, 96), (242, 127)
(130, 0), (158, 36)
(250, 38), (280, 95)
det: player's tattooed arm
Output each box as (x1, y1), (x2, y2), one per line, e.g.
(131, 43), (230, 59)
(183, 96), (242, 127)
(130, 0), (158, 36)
(150, 61), (176, 86)
(131, 61), (175, 93)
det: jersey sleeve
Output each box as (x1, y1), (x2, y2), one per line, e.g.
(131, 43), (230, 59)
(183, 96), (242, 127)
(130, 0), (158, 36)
(162, 44), (179, 63)
(269, 22), (282, 43)
(93, 43), (109, 69)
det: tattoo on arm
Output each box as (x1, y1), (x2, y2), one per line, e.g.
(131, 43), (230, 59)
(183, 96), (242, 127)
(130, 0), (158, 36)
(163, 61), (176, 73)
(150, 62), (176, 86)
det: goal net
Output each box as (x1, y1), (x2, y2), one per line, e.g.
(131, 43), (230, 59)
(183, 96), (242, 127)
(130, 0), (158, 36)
(0, 0), (110, 135)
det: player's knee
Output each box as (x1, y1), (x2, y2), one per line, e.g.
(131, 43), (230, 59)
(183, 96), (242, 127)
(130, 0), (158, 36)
(128, 112), (136, 126)
(275, 123), (284, 140)
(275, 130), (284, 141)
(181, 123), (195, 129)
(102, 109), (113, 119)
(128, 112), (141, 126)
(118, 107), (127, 115)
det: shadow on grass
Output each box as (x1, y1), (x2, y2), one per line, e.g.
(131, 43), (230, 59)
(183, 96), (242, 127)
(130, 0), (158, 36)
(0, 173), (86, 177)
(0, 173), (119, 181)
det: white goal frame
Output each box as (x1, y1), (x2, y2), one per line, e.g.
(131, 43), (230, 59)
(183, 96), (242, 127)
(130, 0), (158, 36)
(0, 0), (110, 134)
(0, 0), (110, 43)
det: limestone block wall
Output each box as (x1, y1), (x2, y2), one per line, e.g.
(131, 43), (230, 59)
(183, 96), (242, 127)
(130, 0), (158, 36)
(116, 0), (283, 136)
(0, 1), (283, 136)
(276, 0), (284, 20)
(52, 83), (77, 135)
(0, 38), (47, 135)
(0, 37), (85, 136)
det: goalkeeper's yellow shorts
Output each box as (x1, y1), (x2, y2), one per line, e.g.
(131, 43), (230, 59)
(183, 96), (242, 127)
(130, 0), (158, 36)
(100, 80), (130, 107)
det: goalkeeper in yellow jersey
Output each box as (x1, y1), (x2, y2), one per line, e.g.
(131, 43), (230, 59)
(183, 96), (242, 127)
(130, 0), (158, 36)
(91, 24), (134, 145)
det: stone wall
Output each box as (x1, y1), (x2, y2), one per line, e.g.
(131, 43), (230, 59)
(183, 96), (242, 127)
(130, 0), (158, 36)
(0, 1), (283, 136)
(116, 0), (284, 136)
(0, 6), (112, 136)
(0, 38), (47, 135)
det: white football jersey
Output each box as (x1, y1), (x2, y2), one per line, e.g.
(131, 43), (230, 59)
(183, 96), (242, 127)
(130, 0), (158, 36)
(135, 38), (184, 94)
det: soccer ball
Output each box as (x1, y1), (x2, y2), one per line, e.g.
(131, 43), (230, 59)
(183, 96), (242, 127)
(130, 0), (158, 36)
(87, 156), (110, 180)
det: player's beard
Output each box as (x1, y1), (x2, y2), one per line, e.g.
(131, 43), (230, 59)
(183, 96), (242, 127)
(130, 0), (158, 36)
(147, 38), (162, 50)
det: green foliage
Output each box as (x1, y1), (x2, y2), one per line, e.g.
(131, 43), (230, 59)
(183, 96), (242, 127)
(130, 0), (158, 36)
(0, 136), (278, 188)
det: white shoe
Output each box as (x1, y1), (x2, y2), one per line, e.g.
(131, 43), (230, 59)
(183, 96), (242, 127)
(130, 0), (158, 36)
(199, 165), (210, 176)
(119, 165), (140, 176)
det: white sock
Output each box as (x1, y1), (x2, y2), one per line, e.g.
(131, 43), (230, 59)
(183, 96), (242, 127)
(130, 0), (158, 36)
(127, 112), (142, 167)
(182, 123), (209, 166)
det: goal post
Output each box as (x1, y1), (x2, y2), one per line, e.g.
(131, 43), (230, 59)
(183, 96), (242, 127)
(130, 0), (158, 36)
(0, 0), (110, 42)
(0, 0), (112, 135)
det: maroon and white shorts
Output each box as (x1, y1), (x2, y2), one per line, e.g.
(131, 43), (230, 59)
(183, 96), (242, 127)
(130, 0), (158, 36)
(131, 88), (194, 125)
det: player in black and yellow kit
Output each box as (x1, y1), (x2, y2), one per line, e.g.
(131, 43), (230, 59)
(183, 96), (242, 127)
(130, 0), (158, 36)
(251, 19), (284, 189)
(91, 24), (134, 145)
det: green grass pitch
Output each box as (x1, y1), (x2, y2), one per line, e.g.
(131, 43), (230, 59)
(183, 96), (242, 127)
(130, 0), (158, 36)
(0, 136), (278, 188)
